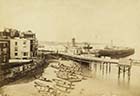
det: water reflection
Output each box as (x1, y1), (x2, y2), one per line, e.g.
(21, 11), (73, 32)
(90, 62), (132, 88)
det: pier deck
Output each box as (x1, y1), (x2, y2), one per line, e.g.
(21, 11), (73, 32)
(49, 52), (119, 64)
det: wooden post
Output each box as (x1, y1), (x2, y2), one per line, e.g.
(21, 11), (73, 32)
(94, 63), (97, 72)
(128, 67), (131, 78)
(102, 62), (104, 75)
(109, 63), (111, 73)
(128, 66), (131, 86)
(100, 62), (102, 71)
(118, 59), (132, 86)
(123, 66), (126, 78)
(117, 65), (121, 86)
(118, 65), (120, 79)
(106, 63), (108, 74)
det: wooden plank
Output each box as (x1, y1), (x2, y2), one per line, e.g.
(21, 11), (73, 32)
(59, 52), (119, 64)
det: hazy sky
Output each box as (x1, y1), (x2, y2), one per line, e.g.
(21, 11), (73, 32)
(0, 0), (139, 46)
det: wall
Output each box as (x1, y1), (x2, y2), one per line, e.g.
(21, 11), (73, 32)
(10, 38), (30, 59)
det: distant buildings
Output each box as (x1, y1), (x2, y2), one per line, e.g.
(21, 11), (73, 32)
(65, 38), (93, 55)
(65, 38), (82, 55)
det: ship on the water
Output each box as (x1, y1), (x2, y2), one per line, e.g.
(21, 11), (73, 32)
(65, 38), (135, 59)
(95, 46), (135, 59)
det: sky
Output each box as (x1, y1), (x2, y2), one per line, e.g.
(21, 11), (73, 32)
(0, 0), (140, 46)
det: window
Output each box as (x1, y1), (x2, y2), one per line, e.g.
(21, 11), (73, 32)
(15, 53), (18, 56)
(23, 46), (26, 48)
(23, 52), (28, 56)
(15, 47), (18, 51)
(3, 48), (7, 54)
(23, 41), (26, 45)
(3, 55), (7, 63)
(15, 42), (17, 45)
(3, 43), (6, 47)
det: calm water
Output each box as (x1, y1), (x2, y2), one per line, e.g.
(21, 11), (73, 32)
(88, 45), (140, 96)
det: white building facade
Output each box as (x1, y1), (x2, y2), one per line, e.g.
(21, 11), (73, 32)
(10, 38), (30, 59)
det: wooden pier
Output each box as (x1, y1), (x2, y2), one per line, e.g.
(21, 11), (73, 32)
(117, 59), (132, 85)
(48, 52), (119, 64)
(46, 52), (133, 82)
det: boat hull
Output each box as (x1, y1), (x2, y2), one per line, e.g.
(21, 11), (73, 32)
(97, 48), (135, 59)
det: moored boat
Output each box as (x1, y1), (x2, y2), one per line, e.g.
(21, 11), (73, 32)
(96, 46), (135, 59)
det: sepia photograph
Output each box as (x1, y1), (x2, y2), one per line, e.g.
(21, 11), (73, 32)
(0, 0), (140, 96)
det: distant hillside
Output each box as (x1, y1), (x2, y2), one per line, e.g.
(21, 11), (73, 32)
(38, 41), (107, 46)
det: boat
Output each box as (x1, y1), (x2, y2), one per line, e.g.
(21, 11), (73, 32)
(66, 38), (135, 59)
(96, 46), (135, 59)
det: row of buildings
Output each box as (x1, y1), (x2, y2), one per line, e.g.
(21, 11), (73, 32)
(0, 28), (38, 65)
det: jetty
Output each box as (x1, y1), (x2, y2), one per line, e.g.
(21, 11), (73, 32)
(44, 52), (134, 81)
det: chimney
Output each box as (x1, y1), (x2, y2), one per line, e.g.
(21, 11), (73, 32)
(72, 38), (76, 47)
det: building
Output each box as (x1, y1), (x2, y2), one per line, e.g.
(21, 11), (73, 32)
(0, 28), (38, 59)
(22, 30), (36, 39)
(22, 30), (38, 57)
(0, 40), (10, 64)
(0, 40), (10, 83)
(0, 28), (38, 84)
(72, 38), (76, 47)
(0, 28), (20, 39)
(10, 38), (30, 59)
